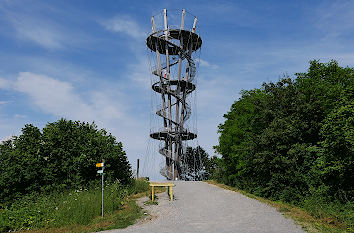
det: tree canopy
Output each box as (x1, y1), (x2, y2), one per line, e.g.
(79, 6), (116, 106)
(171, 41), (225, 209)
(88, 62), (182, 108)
(180, 146), (219, 181)
(215, 60), (353, 203)
(0, 119), (132, 202)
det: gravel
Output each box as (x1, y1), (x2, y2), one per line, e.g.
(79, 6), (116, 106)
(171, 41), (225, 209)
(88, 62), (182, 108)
(99, 181), (306, 233)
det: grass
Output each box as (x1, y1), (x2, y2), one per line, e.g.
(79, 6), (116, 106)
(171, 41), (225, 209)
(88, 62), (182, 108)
(20, 200), (142, 233)
(206, 180), (353, 233)
(0, 179), (152, 233)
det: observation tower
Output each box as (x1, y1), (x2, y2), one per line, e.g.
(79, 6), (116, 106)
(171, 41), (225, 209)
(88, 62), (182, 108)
(146, 9), (202, 180)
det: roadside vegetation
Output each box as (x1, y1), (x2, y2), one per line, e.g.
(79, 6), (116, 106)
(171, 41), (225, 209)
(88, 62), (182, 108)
(0, 119), (149, 232)
(213, 60), (353, 232)
(0, 179), (150, 232)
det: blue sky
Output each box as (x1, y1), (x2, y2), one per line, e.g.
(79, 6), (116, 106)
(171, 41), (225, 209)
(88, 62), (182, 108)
(0, 0), (353, 180)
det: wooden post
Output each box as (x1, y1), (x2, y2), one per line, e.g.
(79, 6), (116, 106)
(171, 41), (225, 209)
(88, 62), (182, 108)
(170, 186), (174, 201)
(151, 186), (155, 202)
(136, 158), (139, 179)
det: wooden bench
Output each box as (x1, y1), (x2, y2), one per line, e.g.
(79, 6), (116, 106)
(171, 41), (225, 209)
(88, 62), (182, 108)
(149, 182), (175, 202)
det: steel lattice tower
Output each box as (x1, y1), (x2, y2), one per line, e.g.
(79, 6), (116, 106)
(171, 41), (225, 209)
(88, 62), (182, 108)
(147, 9), (202, 180)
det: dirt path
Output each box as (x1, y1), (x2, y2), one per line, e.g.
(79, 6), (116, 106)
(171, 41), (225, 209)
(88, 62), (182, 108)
(100, 181), (305, 233)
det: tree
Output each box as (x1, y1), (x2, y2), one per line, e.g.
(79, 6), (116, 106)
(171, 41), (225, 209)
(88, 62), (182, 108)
(215, 60), (353, 203)
(0, 125), (43, 200)
(0, 119), (132, 202)
(180, 146), (217, 181)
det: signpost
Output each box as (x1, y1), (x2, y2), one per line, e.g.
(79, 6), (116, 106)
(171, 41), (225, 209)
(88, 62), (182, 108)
(96, 159), (104, 217)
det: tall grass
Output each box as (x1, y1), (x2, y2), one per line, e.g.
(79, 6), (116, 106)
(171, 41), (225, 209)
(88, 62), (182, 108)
(302, 195), (354, 232)
(0, 179), (149, 232)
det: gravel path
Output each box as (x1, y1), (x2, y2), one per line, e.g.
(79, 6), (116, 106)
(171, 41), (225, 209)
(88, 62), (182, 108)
(100, 181), (305, 233)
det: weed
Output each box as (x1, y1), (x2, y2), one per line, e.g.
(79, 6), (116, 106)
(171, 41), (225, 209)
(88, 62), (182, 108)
(143, 200), (158, 206)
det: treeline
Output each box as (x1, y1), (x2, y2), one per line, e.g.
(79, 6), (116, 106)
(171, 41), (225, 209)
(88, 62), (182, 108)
(215, 60), (353, 204)
(0, 119), (132, 203)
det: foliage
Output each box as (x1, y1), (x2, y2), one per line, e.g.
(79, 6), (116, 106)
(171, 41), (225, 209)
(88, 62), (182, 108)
(180, 146), (219, 180)
(215, 60), (353, 204)
(0, 118), (132, 203)
(0, 179), (149, 232)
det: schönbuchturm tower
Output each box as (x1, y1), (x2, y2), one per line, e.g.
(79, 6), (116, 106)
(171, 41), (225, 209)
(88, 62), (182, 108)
(146, 9), (202, 180)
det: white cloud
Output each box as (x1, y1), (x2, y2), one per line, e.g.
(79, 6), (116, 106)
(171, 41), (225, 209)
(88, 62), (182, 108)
(102, 16), (146, 40)
(128, 57), (151, 89)
(11, 72), (134, 125)
(0, 101), (11, 105)
(13, 72), (95, 119)
(0, 78), (12, 89)
(89, 91), (123, 120)
(199, 59), (219, 69)
(14, 114), (26, 118)
(0, 2), (88, 50)
(13, 20), (65, 49)
(315, 0), (354, 40)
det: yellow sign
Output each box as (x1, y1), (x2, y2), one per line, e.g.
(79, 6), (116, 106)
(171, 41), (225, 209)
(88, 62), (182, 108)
(96, 163), (104, 167)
